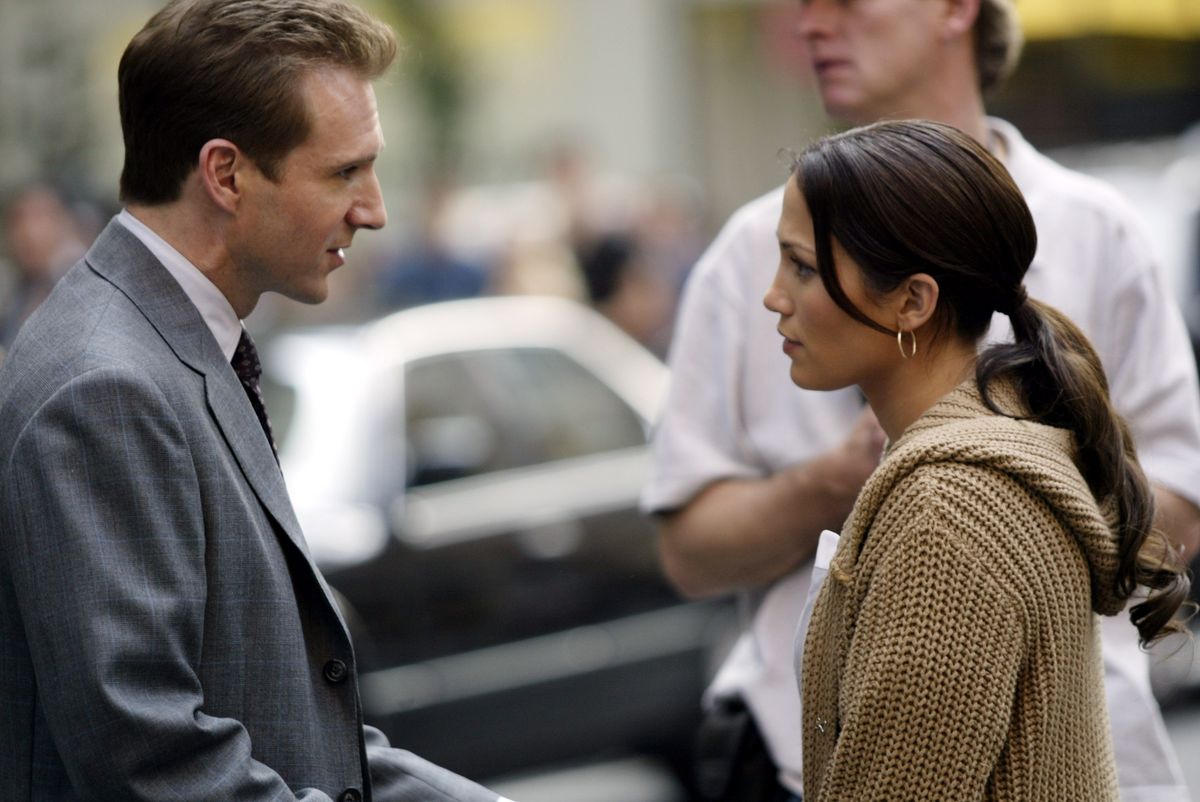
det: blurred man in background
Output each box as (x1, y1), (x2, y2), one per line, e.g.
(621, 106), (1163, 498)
(0, 184), (88, 351)
(577, 233), (675, 357)
(644, 1), (1200, 800)
(374, 173), (488, 311)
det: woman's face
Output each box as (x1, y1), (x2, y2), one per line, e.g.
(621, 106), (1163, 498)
(764, 178), (898, 393)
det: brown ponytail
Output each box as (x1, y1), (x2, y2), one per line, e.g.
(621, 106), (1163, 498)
(977, 298), (1190, 645)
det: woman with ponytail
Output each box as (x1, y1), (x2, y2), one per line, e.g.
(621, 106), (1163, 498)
(765, 119), (1191, 802)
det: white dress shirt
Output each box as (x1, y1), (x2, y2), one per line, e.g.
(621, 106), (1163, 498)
(117, 209), (243, 359)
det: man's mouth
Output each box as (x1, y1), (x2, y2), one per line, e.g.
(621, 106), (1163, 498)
(812, 58), (850, 77)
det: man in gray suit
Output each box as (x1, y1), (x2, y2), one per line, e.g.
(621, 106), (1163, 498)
(0, 2), (508, 800)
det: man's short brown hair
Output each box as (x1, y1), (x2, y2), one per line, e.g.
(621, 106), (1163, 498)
(975, 0), (1023, 94)
(118, 0), (397, 205)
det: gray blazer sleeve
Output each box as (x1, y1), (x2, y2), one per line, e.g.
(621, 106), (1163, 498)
(7, 367), (336, 801)
(364, 726), (502, 802)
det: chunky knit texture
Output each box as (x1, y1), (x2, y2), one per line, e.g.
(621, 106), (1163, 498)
(800, 378), (1125, 802)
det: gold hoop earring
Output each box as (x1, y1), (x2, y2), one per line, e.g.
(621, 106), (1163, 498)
(897, 329), (917, 359)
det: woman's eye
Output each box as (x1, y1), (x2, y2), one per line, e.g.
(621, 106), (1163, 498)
(792, 257), (816, 277)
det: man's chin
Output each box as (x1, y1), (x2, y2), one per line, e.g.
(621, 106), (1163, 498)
(278, 284), (330, 307)
(817, 90), (873, 126)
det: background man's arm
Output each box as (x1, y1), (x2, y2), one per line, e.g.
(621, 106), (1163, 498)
(1153, 486), (1200, 563)
(657, 408), (883, 598)
(1085, 195), (1200, 565)
(646, 189), (883, 599)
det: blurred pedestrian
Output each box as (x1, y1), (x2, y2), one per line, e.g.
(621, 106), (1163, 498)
(577, 233), (674, 357)
(644, 1), (1200, 800)
(775, 118), (1191, 802)
(488, 137), (643, 302)
(632, 180), (708, 355)
(0, 184), (88, 349)
(0, 2), (507, 801)
(376, 174), (488, 309)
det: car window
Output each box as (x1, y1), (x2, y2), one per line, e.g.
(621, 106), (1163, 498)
(403, 347), (646, 487)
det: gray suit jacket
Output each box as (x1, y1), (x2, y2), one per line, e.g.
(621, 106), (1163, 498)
(0, 220), (498, 802)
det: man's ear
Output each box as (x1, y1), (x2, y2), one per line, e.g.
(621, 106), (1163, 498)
(940, 0), (981, 38)
(197, 139), (246, 214)
(894, 273), (940, 333)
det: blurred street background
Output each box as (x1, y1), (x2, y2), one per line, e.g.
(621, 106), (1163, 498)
(3, 1), (1200, 799)
(3, 1), (1200, 340)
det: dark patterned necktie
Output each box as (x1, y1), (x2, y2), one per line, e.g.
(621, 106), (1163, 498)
(231, 330), (277, 456)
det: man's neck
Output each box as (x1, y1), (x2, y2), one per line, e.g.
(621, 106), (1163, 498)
(845, 47), (993, 152)
(925, 93), (991, 152)
(125, 202), (251, 317)
(850, 93), (990, 152)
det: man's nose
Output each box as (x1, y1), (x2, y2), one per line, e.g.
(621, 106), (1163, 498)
(349, 171), (387, 231)
(796, 0), (836, 38)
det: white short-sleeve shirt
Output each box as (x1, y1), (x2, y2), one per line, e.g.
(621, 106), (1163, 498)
(644, 118), (1200, 800)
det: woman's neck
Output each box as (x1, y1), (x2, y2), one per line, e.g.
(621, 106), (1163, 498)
(863, 340), (978, 442)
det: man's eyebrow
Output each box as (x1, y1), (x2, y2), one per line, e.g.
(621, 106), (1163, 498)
(334, 133), (386, 171)
(333, 152), (380, 171)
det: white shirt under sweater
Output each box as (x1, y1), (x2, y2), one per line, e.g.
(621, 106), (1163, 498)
(643, 118), (1200, 801)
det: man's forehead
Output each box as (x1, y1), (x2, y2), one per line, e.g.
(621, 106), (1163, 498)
(292, 69), (382, 153)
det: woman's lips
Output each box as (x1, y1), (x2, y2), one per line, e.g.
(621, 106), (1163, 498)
(779, 331), (802, 355)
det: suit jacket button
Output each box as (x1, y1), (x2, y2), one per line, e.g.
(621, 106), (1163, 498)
(323, 658), (349, 684)
(338, 789), (362, 802)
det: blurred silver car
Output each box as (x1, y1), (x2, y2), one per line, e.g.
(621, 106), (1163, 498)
(261, 296), (733, 787)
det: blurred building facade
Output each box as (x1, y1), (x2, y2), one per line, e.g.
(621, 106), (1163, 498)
(2, 0), (1199, 329)
(3, 0), (1198, 222)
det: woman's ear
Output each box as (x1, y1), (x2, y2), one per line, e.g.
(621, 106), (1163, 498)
(894, 273), (940, 332)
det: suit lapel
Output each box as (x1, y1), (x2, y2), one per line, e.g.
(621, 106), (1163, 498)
(84, 219), (320, 570)
(203, 371), (313, 557)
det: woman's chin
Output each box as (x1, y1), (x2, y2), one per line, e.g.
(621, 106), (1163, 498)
(790, 366), (848, 393)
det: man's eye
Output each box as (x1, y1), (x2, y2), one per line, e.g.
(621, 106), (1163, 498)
(337, 166), (358, 180)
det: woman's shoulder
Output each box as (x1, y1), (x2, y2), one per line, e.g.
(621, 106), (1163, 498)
(877, 456), (1096, 583)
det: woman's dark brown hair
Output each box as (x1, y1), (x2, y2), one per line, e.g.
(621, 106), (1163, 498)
(118, 0), (397, 205)
(793, 119), (1189, 645)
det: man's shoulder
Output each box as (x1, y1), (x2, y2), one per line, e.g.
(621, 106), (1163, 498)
(0, 268), (172, 419)
(686, 184), (786, 293)
(721, 184), (787, 238)
(12, 261), (140, 348)
(996, 119), (1142, 228)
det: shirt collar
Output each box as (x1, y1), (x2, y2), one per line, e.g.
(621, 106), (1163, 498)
(985, 117), (1031, 184)
(117, 209), (243, 361)
(985, 117), (1042, 278)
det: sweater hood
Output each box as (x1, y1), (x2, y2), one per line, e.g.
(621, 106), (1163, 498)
(840, 378), (1126, 616)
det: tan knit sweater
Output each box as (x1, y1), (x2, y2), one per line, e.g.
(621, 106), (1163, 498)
(801, 379), (1127, 802)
